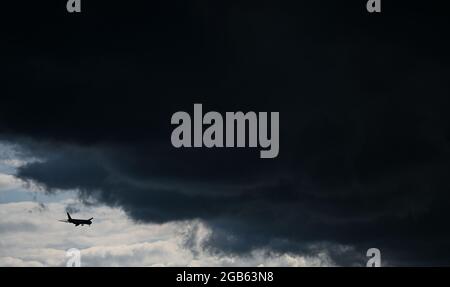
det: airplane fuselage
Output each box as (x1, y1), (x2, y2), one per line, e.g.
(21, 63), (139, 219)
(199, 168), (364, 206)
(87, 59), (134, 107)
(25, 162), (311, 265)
(68, 218), (92, 226)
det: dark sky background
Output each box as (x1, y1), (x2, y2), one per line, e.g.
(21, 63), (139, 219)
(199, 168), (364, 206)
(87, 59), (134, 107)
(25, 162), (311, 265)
(2, 0), (450, 266)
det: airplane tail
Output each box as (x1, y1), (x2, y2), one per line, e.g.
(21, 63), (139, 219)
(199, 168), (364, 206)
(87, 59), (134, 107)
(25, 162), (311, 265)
(89, 217), (93, 221)
(67, 212), (72, 220)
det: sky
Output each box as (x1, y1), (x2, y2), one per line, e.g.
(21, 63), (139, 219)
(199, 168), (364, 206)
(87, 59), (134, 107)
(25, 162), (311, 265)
(1, 0), (450, 266)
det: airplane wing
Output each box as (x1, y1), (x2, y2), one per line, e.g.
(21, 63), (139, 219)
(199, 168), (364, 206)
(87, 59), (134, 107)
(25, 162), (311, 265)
(58, 220), (69, 223)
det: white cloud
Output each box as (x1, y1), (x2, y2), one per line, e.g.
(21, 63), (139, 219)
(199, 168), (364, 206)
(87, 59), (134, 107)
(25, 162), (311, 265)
(0, 200), (336, 267)
(0, 256), (45, 267)
(0, 174), (21, 190)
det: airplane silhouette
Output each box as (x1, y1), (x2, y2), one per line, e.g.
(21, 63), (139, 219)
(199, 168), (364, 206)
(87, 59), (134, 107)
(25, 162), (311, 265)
(59, 212), (93, 227)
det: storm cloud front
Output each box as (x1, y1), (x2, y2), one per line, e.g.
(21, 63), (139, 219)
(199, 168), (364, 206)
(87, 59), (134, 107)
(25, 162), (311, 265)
(2, 0), (450, 266)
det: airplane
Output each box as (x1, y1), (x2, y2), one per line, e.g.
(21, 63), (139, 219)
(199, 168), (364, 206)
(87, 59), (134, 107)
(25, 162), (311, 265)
(59, 212), (93, 227)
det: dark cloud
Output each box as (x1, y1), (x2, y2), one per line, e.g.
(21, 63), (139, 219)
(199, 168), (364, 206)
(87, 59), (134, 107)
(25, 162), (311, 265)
(2, 0), (450, 265)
